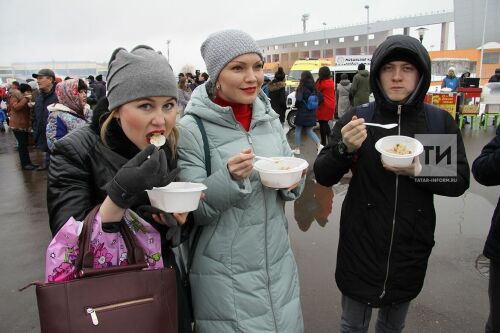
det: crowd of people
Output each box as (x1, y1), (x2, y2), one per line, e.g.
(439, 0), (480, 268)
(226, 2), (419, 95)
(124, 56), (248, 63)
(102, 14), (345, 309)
(0, 29), (499, 333)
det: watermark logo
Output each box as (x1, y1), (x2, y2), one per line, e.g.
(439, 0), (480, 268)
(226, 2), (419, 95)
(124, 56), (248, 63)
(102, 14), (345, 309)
(415, 134), (457, 182)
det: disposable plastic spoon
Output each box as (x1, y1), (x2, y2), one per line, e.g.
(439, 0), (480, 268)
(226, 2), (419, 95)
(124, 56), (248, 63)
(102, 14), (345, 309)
(254, 155), (282, 163)
(364, 122), (398, 129)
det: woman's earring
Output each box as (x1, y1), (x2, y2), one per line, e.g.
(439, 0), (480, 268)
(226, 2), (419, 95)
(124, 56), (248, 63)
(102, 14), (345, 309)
(216, 83), (221, 90)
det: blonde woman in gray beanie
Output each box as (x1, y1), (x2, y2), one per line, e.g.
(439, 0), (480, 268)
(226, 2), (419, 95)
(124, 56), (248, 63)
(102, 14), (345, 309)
(47, 45), (195, 332)
(177, 29), (305, 333)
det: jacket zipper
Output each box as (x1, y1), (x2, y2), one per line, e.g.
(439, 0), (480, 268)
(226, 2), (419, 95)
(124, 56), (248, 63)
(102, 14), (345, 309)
(379, 104), (402, 299)
(86, 297), (154, 326)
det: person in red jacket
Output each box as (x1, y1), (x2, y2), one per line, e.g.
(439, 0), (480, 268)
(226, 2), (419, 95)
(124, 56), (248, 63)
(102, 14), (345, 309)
(316, 66), (336, 146)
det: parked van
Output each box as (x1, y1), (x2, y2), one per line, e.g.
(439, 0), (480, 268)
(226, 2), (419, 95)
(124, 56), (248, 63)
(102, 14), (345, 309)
(285, 64), (372, 128)
(286, 58), (332, 93)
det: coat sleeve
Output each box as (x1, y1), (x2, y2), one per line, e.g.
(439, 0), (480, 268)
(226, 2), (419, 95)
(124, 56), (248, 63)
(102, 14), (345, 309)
(414, 114), (470, 196)
(47, 134), (95, 235)
(314, 109), (355, 187)
(9, 95), (28, 112)
(351, 75), (359, 95)
(472, 125), (500, 186)
(176, 122), (252, 225)
(279, 88), (287, 109)
(46, 113), (69, 152)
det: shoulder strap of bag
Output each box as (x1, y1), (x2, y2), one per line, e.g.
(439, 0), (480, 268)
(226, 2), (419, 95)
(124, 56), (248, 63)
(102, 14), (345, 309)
(76, 206), (148, 278)
(186, 114), (211, 273)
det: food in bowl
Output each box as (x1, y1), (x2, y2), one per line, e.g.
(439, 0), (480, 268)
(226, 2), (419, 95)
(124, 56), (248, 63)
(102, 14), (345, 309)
(146, 182), (207, 213)
(385, 143), (412, 155)
(375, 136), (423, 167)
(254, 157), (308, 189)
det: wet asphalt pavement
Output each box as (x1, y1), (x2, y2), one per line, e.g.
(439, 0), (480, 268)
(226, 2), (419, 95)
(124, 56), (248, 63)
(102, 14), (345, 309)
(0, 123), (499, 333)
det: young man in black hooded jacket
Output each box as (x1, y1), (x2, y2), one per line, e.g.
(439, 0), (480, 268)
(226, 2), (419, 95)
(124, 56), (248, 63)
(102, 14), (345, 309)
(314, 35), (470, 332)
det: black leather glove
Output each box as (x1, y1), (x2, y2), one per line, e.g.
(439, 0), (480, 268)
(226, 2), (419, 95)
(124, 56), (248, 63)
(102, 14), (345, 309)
(107, 144), (170, 209)
(136, 205), (182, 247)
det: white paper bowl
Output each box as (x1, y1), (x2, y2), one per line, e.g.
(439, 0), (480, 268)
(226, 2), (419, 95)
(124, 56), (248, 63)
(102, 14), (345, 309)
(146, 182), (207, 213)
(254, 157), (309, 189)
(375, 135), (424, 167)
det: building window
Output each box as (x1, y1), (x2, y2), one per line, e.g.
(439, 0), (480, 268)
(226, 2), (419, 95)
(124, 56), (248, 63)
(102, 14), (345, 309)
(324, 49), (334, 58)
(311, 50), (321, 58)
(272, 54), (279, 62)
(336, 48), (347, 55)
(350, 47), (362, 54)
(354, 36), (359, 41)
(282, 44), (287, 49)
(294, 42), (298, 47)
(266, 55), (271, 63)
(304, 41), (308, 46)
(368, 34), (375, 40)
(314, 40), (319, 45)
(339, 37), (344, 43)
(274, 45), (279, 50)
(483, 52), (500, 64)
(325, 39), (330, 44)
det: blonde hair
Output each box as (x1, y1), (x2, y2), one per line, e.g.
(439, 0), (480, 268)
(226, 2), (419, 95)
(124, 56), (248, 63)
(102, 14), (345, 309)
(100, 108), (179, 156)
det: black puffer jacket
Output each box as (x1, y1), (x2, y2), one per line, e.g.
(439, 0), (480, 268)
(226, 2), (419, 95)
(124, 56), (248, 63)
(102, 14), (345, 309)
(294, 78), (318, 127)
(47, 98), (193, 332)
(314, 35), (470, 307)
(472, 125), (500, 264)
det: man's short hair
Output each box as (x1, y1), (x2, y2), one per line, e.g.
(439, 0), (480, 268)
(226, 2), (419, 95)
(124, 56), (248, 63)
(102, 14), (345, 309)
(358, 64), (365, 70)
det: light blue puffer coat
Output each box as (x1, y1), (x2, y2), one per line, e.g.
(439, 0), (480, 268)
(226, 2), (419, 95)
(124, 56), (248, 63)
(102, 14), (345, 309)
(177, 83), (305, 333)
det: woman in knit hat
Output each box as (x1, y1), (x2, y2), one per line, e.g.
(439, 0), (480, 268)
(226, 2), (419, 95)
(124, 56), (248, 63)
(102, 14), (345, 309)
(47, 45), (194, 332)
(177, 29), (305, 333)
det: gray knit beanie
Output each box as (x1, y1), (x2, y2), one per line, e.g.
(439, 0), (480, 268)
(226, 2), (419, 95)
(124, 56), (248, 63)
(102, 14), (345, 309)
(200, 30), (263, 83)
(106, 45), (177, 111)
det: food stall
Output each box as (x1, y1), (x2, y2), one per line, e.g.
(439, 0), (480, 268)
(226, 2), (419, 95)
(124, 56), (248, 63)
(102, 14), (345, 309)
(457, 87), (482, 129)
(424, 92), (458, 119)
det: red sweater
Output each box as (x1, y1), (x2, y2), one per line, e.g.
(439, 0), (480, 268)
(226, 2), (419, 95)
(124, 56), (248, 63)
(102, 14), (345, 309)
(214, 94), (252, 132)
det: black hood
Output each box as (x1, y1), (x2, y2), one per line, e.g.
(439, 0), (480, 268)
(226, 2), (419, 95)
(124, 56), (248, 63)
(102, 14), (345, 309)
(370, 35), (431, 109)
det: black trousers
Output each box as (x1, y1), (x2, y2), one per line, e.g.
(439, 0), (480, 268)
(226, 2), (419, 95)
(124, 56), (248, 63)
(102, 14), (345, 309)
(318, 120), (331, 146)
(487, 260), (500, 333)
(12, 130), (32, 167)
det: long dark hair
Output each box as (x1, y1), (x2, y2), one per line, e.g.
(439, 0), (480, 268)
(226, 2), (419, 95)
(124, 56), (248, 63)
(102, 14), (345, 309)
(297, 70), (314, 92)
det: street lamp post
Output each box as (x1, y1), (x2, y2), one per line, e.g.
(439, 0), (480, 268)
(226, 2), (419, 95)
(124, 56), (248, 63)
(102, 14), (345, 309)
(416, 27), (428, 44)
(301, 14), (309, 33)
(364, 5), (370, 55)
(479, 0), (489, 82)
(166, 40), (171, 62)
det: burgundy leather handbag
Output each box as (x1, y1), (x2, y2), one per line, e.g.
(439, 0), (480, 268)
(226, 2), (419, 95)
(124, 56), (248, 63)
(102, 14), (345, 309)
(32, 207), (177, 333)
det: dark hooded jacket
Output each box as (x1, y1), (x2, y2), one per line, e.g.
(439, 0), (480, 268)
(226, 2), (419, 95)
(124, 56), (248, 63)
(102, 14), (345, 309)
(47, 98), (193, 332)
(33, 85), (58, 151)
(472, 125), (500, 264)
(294, 78), (318, 127)
(314, 35), (470, 307)
(268, 80), (287, 123)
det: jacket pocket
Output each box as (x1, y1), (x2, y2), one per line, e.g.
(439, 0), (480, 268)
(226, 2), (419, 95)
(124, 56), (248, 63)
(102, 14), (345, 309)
(202, 213), (240, 269)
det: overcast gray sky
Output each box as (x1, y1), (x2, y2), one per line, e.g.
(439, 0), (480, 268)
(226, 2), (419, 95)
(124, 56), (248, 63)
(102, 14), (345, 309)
(1, 0), (454, 72)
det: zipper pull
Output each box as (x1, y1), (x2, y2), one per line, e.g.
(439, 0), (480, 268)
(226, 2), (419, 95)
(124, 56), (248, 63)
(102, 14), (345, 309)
(247, 135), (253, 145)
(87, 308), (99, 326)
(397, 105), (402, 135)
(379, 289), (386, 299)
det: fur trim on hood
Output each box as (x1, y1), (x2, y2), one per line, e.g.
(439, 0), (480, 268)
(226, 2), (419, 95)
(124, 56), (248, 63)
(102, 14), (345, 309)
(268, 81), (286, 92)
